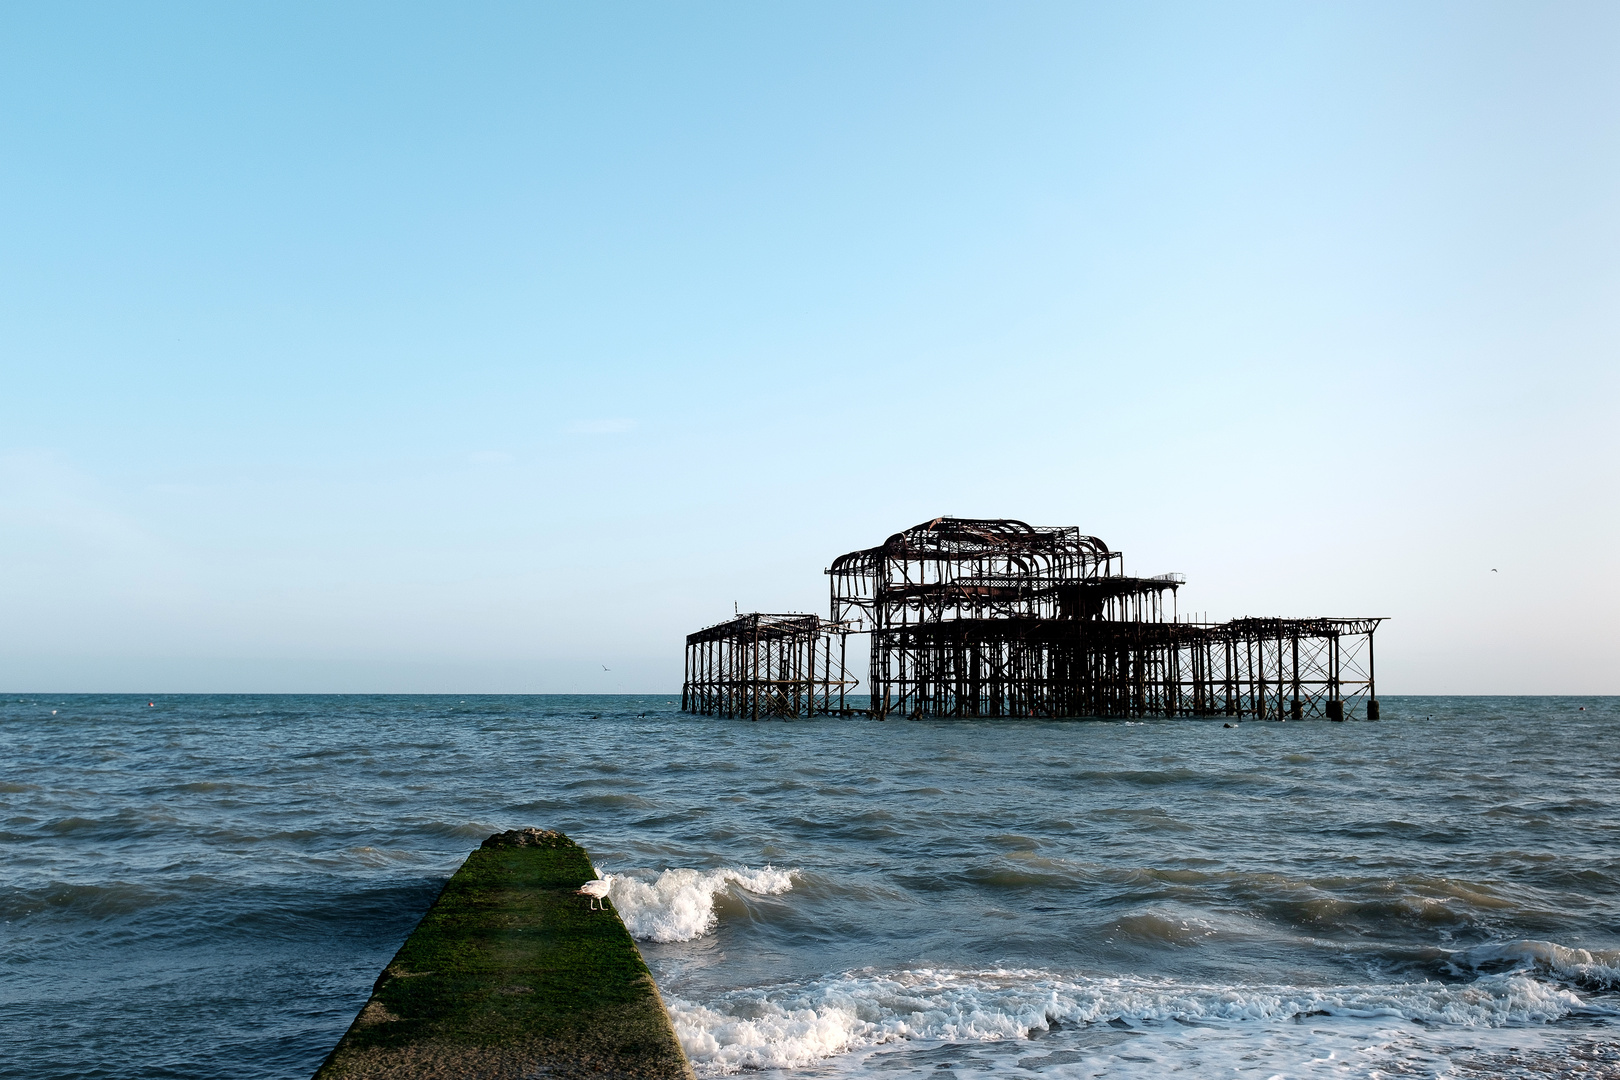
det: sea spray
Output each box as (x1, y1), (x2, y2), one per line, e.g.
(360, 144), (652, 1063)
(604, 866), (796, 943)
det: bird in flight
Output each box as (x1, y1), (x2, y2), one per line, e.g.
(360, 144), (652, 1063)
(1491, 569), (1498, 573)
(602, 665), (611, 671)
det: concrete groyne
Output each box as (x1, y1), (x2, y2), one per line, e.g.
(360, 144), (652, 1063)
(313, 828), (694, 1080)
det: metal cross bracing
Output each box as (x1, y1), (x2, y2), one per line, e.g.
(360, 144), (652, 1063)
(681, 612), (861, 720)
(1182, 617), (1383, 721)
(682, 517), (1384, 721)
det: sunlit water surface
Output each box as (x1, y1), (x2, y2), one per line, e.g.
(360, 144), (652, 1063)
(3, 695), (1617, 1078)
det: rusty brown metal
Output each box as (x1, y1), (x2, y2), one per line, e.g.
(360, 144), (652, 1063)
(683, 518), (1383, 720)
(681, 612), (860, 719)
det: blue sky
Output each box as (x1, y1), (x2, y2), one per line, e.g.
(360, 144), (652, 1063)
(2, 2), (1616, 693)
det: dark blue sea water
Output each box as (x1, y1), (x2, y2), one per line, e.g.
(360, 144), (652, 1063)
(3, 695), (1618, 1078)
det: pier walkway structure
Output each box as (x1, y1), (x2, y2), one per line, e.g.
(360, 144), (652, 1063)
(681, 611), (862, 721)
(682, 517), (1383, 721)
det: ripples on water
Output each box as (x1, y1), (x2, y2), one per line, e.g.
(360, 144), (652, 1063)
(2, 695), (1616, 1078)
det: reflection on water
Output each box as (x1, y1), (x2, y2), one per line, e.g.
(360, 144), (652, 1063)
(1, 694), (1616, 1078)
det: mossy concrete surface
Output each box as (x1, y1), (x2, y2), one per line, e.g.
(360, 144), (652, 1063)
(313, 829), (695, 1080)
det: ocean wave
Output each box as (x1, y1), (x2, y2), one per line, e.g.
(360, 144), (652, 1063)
(343, 845), (433, 868)
(604, 866), (795, 942)
(666, 966), (1602, 1075)
(419, 820), (506, 839)
(1106, 910), (1222, 945)
(1452, 939), (1620, 989)
(0, 881), (176, 920)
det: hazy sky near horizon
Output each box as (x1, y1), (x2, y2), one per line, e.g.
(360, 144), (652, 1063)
(2, 2), (1616, 694)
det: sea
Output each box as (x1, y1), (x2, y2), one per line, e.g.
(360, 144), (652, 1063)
(3, 694), (1618, 1079)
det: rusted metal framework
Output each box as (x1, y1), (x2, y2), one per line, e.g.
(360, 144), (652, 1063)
(683, 518), (1383, 721)
(682, 612), (860, 720)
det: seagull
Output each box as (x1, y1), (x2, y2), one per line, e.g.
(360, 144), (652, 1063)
(1491, 569), (1498, 573)
(578, 876), (612, 910)
(602, 665), (611, 671)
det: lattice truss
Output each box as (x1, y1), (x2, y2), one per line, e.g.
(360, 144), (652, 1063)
(681, 613), (860, 720)
(683, 518), (1382, 720)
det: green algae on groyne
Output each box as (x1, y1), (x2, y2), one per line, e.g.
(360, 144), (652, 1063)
(313, 828), (694, 1080)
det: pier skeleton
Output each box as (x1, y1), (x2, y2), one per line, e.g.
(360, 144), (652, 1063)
(683, 517), (1382, 721)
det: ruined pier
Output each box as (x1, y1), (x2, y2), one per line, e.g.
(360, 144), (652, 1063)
(683, 517), (1382, 721)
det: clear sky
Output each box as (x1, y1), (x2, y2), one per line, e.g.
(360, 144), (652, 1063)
(2, 2), (1616, 694)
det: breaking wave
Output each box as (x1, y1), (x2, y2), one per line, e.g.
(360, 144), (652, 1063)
(603, 866), (795, 943)
(667, 966), (1609, 1075)
(1452, 939), (1620, 989)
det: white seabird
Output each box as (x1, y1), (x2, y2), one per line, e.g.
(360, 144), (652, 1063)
(578, 877), (612, 910)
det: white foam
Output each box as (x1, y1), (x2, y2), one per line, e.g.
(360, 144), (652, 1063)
(602, 866), (795, 943)
(664, 966), (1611, 1076)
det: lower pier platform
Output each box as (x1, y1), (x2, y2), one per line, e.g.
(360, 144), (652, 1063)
(313, 828), (693, 1080)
